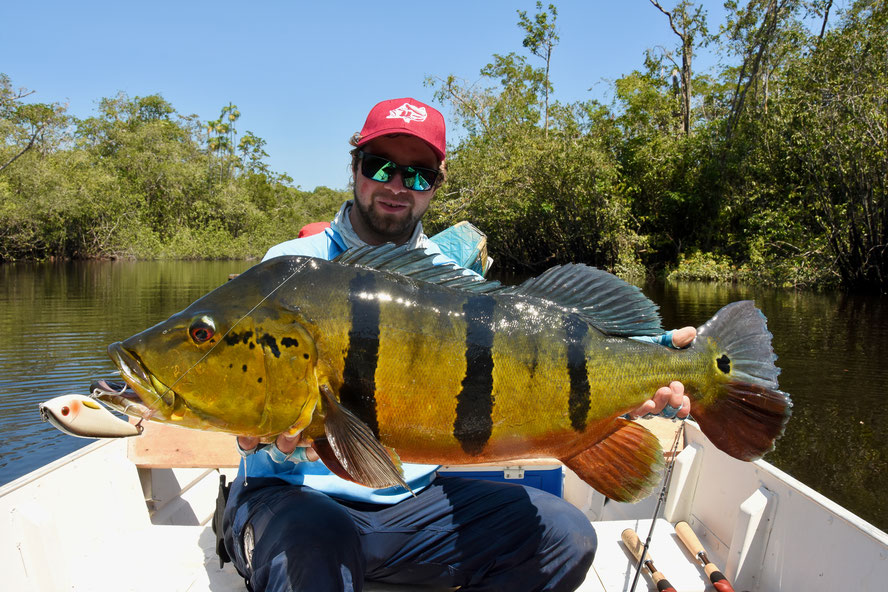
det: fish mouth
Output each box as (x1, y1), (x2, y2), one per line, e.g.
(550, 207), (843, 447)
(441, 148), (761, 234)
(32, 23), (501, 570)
(106, 342), (182, 418)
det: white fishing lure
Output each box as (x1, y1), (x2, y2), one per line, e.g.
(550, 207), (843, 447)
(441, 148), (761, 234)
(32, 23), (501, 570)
(40, 394), (141, 438)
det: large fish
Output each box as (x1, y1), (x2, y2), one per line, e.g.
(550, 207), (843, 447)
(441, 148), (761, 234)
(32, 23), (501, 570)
(100, 245), (791, 502)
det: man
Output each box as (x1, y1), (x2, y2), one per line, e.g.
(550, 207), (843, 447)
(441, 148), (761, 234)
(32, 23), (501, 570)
(223, 97), (693, 592)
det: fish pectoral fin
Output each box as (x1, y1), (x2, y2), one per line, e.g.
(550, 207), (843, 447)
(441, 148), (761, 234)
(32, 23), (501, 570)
(560, 418), (664, 503)
(312, 437), (409, 492)
(315, 384), (410, 492)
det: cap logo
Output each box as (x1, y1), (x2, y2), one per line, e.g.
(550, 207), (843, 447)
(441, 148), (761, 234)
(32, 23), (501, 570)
(387, 103), (427, 124)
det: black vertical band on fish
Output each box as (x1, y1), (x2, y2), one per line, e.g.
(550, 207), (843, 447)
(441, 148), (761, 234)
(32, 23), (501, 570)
(453, 294), (496, 455)
(564, 313), (592, 432)
(340, 272), (381, 438)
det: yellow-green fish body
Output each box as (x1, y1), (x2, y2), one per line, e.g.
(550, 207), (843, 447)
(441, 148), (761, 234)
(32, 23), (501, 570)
(105, 246), (791, 502)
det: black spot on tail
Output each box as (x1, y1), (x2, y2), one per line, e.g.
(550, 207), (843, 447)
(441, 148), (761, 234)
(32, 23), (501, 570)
(717, 354), (731, 374)
(564, 314), (591, 432)
(453, 294), (496, 455)
(340, 272), (381, 438)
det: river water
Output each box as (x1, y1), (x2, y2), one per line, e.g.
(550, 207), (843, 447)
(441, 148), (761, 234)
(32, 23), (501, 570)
(1, 261), (886, 531)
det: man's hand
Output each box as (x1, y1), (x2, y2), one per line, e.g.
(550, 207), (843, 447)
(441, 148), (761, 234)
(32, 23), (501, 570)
(626, 380), (690, 420)
(627, 326), (696, 420)
(237, 431), (319, 462)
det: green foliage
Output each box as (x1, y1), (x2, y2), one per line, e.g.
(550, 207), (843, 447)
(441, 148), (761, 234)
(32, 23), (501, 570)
(667, 250), (745, 282)
(430, 0), (886, 291)
(2, 0), (885, 294)
(0, 87), (348, 261)
(778, 0), (888, 289)
(430, 109), (634, 271)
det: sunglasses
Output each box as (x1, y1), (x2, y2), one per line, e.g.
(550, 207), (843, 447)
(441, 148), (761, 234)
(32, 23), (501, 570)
(358, 151), (439, 192)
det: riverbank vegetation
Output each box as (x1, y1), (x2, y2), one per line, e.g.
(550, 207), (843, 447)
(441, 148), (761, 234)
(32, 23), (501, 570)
(427, 0), (886, 291)
(0, 90), (348, 260)
(1, 0), (885, 291)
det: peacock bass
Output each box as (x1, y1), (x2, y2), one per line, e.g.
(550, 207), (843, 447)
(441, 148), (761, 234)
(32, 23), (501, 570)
(101, 245), (792, 502)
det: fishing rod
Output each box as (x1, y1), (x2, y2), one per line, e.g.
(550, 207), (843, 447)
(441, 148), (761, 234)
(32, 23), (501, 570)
(674, 521), (736, 592)
(621, 528), (678, 592)
(627, 420), (685, 591)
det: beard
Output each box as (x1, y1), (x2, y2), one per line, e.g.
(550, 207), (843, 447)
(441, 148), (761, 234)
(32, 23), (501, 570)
(351, 187), (422, 242)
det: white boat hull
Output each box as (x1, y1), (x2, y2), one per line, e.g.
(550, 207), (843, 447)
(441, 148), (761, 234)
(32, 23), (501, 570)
(2, 421), (886, 591)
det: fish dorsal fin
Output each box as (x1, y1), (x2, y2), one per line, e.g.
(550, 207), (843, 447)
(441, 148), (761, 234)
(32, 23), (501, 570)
(333, 244), (503, 294)
(504, 264), (662, 336)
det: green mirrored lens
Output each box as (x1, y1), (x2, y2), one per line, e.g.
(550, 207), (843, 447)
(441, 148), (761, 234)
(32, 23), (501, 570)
(371, 160), (394, 182)
(405, 168), (432, 191)
(360, 154), (392, 182)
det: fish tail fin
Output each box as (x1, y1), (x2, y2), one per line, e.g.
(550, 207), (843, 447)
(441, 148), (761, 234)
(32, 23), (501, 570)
(690, 301), (792, 461)
(561, 418), (665, 503)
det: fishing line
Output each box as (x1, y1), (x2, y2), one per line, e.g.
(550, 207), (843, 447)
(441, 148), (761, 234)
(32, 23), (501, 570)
(148, 258), (313, 409)
(89, 380), (152, 430)
(628, 419), (686, 592)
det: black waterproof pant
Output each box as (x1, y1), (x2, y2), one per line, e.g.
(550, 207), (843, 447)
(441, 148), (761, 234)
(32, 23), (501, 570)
(223, 475), (597, 592)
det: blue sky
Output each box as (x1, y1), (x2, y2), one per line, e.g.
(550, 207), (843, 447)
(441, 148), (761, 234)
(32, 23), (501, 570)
(3, 1), (737, 190)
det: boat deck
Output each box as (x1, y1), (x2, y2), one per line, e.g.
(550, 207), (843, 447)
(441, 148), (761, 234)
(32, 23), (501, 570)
(33, 518), (709, 591)
(4, 420), (888, 591)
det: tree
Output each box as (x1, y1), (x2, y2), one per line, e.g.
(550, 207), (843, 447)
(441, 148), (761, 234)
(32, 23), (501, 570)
(648, 1), (709, 136)
(781, 0), (888, 289)
(206, 103), (242, 181)
(428, 9), (632, 271)
(517, 2), (559, 137)
(720, 0), (807, 142)
(0, 75), (68, 174)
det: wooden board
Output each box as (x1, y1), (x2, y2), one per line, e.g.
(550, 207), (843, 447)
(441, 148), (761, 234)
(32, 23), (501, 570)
(126, 421), (241, 468)
(637, 416), (685, 458)
(125, 416), (683, 470)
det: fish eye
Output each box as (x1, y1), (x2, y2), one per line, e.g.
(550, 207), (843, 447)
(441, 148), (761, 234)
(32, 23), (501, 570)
(189, 316), (216, 344)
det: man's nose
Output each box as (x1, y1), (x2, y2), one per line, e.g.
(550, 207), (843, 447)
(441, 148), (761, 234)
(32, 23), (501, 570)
(383, 169), (409, 192)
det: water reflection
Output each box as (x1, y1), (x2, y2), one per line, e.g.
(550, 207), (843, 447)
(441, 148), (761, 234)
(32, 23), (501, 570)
(0, 264), (885, 531)
(648, 281), (888, 530)
(0, 260), (251, 484)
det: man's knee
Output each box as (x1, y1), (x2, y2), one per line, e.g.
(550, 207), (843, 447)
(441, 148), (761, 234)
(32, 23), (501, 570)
(230, 486), (365, 591)
(533, 490), (598, 565)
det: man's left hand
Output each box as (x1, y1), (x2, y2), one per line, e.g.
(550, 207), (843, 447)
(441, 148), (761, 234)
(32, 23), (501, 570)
(626, 326), (696, 420)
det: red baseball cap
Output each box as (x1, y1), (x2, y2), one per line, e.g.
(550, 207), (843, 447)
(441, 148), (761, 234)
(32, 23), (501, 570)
(356, 98), (446, 161)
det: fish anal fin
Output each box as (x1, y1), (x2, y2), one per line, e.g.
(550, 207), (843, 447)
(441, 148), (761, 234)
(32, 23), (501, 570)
(561, 419), (664, 503)
(691, 381), (791, 461)
(318, 384), (411, 492)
